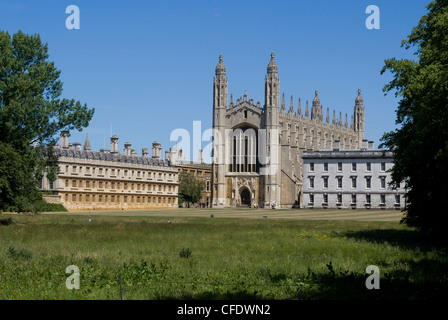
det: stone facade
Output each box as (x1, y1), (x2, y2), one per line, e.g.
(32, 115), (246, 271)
(302, 143), (406, 209)
(211, 53), (365, 208)
(41, 134), (179, 211)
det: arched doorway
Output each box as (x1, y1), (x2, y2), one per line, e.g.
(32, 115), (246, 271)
(240, 188), (251, 207)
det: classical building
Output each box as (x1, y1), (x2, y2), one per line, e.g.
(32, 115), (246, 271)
(41, 132), (179, 211)
(302, 140), (406, 209)
(211, 53), (366, 208)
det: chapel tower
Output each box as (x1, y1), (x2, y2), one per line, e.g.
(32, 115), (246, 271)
(211, 54), (228, 207)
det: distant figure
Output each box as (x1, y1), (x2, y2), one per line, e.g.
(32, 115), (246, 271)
(168, 220), (171, 224)
(88, 215), (91, 222)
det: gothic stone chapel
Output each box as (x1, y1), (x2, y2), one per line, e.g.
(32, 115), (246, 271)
(211, 53), (366, 208)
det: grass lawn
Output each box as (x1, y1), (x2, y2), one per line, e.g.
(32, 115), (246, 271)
(0, 209), (447, 300)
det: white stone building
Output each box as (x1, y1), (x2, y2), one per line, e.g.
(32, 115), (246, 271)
(302, 140), (406, 210)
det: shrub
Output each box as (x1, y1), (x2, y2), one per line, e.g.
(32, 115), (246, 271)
(0, 216), (14, 226)
(179, 248), (192, 259)
(7, 247), (33, 260)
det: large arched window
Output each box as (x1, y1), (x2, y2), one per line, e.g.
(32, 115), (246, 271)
(228, 126), (259, 173)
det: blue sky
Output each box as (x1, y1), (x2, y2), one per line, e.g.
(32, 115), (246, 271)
(0, 0), (430, 162)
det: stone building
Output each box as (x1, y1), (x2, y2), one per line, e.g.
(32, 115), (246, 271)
(211, 53), (365, 208)
(166, 145), (212, 207)
(41, 132), (179, 211)
(302, 140), (406, 209)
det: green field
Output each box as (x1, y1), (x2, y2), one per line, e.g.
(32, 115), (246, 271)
(0, 208), (447, 300)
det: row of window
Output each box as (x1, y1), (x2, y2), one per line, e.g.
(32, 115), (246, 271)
(309, 161), (387, 172)
(308, 194), (401, 205)
(63, 165), (176, 181)
(308, 176), (387, 189)
(64, 193), (177, 204)
(65, 179), (176, 193)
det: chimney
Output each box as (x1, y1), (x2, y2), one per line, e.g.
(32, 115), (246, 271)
(198, 149), (203, 163)
(142, 148), (149, 158)
(165, 150), (169, 159)
(361, 139), (368, 150)
(110, 136), (119, 154)
(124, 142), (131, 156)
(131, 149), (138, 156)
(368, 140), (374, 150)
(152, 142), (162, 159)
(169, 146), (179, 165)
(72, 142), (82, 151)
(333, 140), (340, 151)
(60, 131), (69, 149)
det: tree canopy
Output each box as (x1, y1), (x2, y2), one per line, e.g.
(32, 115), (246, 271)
(0, 30), (94, 212)
(178, 170), (205, 207)
(380, 0), (448, 239)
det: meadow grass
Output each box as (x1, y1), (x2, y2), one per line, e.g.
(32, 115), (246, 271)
(0, 212), (447, 300)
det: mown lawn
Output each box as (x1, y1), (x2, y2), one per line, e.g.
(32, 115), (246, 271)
(0, 212), (447, 300)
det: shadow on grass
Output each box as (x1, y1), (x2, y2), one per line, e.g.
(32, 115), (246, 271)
(343, 228), (447, 251)
(168, 261), (448, 300)
(156, 228), (448, 300)
(314, 258), (448, 300)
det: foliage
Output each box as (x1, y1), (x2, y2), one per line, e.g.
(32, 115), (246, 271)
(0, 213), (447, 300)
(380, 0), (448, 240)
(0, 30), (94, 212)
(0, 141), (43, 212)
(178, 170), (205, 207)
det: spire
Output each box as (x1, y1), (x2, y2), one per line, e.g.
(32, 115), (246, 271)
(354, 88), (365, 147)
(297, 98), (302, 117)
(305, 100), (309, 118)
(215, 54), (226, 75)
(267, 52), (278, 73)
(311, 90), (323, 121)
(339, 111), (342, 126)
(326, 107), (330, 124)
(332, 109), (336, 125)
(289, 95), (294, 113)
(345, 113), (348, 127)
(313, 90), (320, 105)
(355, 88), (363, 106)
(83, 134), (91, 151)
(281, 92), (286, 112)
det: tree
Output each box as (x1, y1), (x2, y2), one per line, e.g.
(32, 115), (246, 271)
(178, 170), (205, 207)
(380, 0), (448, 239)
(0, 30), (94, 212)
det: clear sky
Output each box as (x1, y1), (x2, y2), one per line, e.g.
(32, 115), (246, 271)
(0, 0), (430, 162)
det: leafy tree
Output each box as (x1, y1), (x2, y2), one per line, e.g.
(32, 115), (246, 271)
(0, 30), (94, 212)
(380, 0), (448, 239)
(178, 170), (205, 207)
